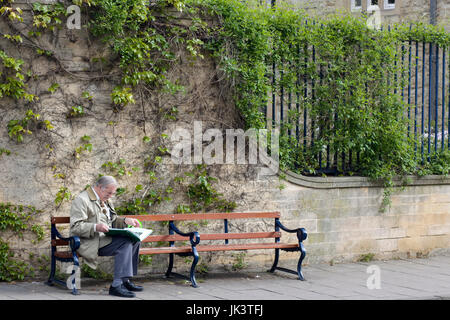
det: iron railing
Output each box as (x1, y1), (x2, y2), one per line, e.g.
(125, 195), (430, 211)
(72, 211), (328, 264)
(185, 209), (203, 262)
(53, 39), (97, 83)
(264, 33), (449, 175)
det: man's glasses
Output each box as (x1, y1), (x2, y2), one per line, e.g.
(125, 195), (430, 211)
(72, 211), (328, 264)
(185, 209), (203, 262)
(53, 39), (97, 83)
(100, 187), (116, 197)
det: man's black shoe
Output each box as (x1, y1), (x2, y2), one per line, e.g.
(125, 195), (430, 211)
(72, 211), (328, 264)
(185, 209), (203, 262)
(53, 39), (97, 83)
(123, 279), (143, 292)
(109, 284), (136, 298)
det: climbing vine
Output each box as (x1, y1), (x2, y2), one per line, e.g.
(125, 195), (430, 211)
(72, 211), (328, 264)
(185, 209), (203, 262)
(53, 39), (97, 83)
(0, 0), (201, 280)
(0, 49), (36, 102)
(7, 109), (53, 143)
(0, 203), (44, 281)
(85, 0), (189, 100)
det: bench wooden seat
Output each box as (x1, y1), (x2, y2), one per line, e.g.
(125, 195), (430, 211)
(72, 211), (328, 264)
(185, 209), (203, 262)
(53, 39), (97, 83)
(46, 211), (307, 291)
(140, 242), (300, 254)
(54, 251), (75, 259)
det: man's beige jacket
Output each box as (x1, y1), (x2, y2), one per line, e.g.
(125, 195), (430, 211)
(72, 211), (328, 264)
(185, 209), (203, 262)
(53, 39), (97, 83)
(70, 187), (126, 269)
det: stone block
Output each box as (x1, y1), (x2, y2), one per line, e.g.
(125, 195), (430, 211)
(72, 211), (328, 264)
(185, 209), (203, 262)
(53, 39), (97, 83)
(295, 218), (317, 233)
(376, 238), (399, 252)
(427, 224), (450, 236)
(388, 227), (407, 239)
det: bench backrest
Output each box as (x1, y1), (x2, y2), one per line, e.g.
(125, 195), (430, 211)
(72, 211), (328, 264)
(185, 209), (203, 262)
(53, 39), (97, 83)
(51, 211), (282, 245)
(124, 211), (282, 244)
(124, 211), (280, 221)
(49, 216), (72, 255)
(52, 212), (280, 223)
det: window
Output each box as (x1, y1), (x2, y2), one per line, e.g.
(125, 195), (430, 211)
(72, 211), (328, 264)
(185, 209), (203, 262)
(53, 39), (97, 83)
(367, 0), (380, 11)
(351, 0), (397, 13)
(351, 0), (362, 11)
(384, 0), (395, 9)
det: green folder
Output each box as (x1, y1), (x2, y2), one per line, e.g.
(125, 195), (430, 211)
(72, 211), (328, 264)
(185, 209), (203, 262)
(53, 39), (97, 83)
(106, 227), (153, 244)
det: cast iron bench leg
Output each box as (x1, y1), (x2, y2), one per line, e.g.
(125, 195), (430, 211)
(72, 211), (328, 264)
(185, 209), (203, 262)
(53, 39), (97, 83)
(269, 248), (280, 273)
(70, 252), (81, 295)
(297, 241), (306, 281)
(165, 253), (174, 278)
(190, 247), (199, 288)
(46, 253), (57, 286)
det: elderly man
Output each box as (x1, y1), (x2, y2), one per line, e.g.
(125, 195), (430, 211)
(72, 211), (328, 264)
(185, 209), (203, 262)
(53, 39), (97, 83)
(70, 176), (143, 298)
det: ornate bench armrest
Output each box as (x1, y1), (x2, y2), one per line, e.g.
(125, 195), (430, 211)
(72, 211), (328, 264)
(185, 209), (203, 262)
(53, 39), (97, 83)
(167, 222), (201, 288)
(51, 224), (81, 251)
(69, 236), (81, 253)
(275, 220), (307, 242)
(169, 221), (200, 246)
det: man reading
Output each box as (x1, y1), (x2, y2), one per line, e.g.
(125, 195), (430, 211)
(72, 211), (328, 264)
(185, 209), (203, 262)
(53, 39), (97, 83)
(70, 175), (143, 298)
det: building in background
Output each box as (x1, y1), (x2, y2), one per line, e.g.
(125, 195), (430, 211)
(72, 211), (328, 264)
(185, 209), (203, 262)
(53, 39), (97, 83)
(283, 0), (450, 30)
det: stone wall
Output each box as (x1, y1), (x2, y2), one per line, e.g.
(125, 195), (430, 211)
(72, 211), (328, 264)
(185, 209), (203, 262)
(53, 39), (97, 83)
(280, 174), (450, 264)
(0, 2), (449, 279)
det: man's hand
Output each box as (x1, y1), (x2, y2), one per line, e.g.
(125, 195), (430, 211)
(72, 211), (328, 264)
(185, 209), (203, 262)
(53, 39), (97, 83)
(124, 218), (140, 228)
(96, 223), (109, 233)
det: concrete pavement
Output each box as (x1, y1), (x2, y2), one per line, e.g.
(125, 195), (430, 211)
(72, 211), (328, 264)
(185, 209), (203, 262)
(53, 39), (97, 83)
(1, 253), (450, 301)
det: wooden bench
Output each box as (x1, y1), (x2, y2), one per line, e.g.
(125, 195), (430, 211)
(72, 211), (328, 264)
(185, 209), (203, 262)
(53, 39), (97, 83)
(124, 211), (307, 287)
(46, 212), (307, 291)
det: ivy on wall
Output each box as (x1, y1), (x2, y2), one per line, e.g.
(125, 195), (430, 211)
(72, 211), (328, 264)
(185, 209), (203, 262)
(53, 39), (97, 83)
(0, 203), (44, 281)
(0, 0), (231, 280)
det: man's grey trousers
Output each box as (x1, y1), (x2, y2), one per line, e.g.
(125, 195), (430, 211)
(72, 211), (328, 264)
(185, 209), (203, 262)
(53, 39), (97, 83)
(98, 236), (140, 281)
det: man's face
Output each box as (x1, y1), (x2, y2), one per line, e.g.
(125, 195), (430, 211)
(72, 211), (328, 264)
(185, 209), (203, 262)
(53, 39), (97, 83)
(97, 184), (117, 201)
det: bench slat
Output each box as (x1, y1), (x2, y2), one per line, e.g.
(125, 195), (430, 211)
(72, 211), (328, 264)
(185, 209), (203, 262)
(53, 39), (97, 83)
(51, 239), (69, 246)
(52, 212), (280, 224)
(124, 211), (280, 222)
(195, 243), (299, 252)
(54, 251), (74, 259)
(51, 216), (70, 224)
(139, 242), (299, 255)
(143, 231), (281, 243)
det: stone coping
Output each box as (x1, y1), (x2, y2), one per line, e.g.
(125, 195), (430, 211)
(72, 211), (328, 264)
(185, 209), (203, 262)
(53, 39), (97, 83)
(284, 170), (450, 189)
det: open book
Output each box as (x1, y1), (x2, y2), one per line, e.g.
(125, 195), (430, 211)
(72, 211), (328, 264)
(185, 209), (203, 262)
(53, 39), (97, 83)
(106, 227), (153, 243)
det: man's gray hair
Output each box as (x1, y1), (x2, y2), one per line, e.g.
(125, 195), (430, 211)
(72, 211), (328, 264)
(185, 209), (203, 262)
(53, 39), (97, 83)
(95, 175), (118, 188)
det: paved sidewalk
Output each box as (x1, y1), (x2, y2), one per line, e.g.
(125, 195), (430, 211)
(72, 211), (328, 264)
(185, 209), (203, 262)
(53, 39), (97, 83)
(1, 253), (450, 300)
